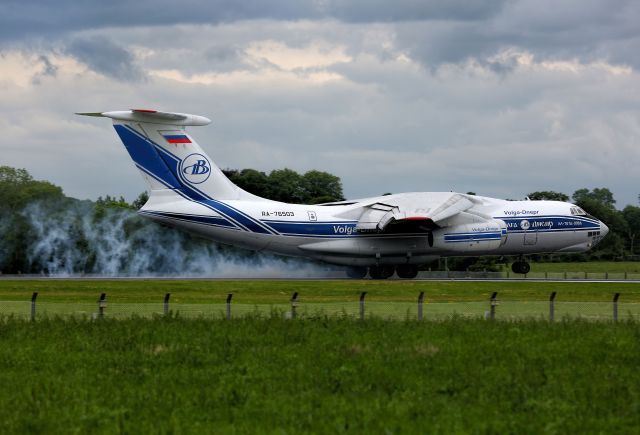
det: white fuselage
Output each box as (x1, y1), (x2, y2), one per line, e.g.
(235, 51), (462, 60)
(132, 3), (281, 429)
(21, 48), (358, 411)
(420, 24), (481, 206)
(140, 191), (608, 267)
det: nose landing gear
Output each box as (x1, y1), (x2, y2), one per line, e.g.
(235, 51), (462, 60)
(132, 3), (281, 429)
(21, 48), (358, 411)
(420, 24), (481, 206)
(511, 260), (530, 274)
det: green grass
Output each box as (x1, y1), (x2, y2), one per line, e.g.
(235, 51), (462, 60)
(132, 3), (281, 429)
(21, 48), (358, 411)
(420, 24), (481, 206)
(1, 279), (640, 304)
(0, 316), (639, 434)
(529, 261), (640, 273)
(2, 279), (640, 323)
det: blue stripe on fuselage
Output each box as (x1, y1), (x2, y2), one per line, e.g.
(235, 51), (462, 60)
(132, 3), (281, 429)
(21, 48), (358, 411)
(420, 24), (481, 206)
(263, 221), (358, 237)
(498, 216), (600, 233)
(444, 232), (502, 242)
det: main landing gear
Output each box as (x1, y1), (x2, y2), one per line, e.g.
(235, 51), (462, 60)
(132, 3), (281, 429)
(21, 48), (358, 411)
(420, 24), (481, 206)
(369, 265), (395, 280)
(346, 266), (368, 279)
(511, 259), (530, 274)
(396, 264), (419, 279)
(345, 264), (419, 279)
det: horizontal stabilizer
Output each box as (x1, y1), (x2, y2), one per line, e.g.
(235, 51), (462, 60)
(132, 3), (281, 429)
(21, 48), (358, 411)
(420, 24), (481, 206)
(76, 109), (211, 126)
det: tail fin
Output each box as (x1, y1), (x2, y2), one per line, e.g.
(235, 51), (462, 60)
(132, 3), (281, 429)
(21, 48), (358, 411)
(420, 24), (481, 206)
(77, 109), (257, 201)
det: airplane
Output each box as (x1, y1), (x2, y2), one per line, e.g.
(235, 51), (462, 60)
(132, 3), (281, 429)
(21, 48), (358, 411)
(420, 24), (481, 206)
(77, 109), (609, 279)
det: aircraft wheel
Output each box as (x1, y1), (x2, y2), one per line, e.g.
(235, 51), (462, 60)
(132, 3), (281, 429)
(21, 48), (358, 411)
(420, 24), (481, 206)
(511, 261), (530, 274)
(345, 266), (368, 279)
(396, 264), (419, 279)
(369, 265), (395, 280)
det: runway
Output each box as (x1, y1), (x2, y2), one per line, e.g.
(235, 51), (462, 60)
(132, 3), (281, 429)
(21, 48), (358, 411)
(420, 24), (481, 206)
(1, 274), (640, 284)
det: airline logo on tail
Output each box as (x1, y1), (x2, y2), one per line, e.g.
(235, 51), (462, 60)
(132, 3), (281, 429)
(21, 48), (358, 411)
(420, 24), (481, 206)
(180, 153), (211, 184)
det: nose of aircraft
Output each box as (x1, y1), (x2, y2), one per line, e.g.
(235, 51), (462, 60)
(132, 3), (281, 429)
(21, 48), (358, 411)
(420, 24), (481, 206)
(600, 222), (609, 238)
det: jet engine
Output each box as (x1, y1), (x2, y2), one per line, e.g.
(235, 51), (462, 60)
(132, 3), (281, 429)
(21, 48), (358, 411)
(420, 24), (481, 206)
(431, 219), (507, 252)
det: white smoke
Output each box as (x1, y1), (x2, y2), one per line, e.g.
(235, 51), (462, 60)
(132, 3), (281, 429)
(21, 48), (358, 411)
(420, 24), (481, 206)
(22, 200), (335, 278)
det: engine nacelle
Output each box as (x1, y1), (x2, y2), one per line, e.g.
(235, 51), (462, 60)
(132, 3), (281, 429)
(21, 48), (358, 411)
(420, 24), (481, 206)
(431, 220), (507, 253)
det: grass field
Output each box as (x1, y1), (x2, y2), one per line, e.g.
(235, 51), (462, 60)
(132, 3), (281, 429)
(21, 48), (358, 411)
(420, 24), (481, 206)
(2, 280), (640, 432)
(528, 261), (640, 274)
(1, 316), (639, 433)
(1, 279), (640, 303)
(2, 279), (640, 321)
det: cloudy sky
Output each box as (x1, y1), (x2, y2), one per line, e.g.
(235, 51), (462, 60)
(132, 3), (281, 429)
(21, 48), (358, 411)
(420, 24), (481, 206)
(2, 0), (639, 207)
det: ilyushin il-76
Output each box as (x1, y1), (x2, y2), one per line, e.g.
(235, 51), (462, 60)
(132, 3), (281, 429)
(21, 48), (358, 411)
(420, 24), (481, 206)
(78, 109), (608, 279)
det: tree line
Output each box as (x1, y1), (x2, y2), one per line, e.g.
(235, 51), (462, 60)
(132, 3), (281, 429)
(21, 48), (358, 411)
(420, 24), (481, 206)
(0, 166), (344, 274)
(222, 168), (344, 204)
(0, 164), (638, 274)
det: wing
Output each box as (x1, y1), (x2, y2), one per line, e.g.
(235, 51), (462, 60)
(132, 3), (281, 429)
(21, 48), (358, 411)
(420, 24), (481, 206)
(352, 192), (479, 234)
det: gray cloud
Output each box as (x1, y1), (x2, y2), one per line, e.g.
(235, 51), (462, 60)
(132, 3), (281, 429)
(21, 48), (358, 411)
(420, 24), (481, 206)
(1, 2), (640, 209)
(3, 0), (639, 71)
(31, 54), (58, 84)
(316, 0), (507, 22)
(0, 0), (505, 41)
(65, 36), (146, 81)
(395, 0), (640, 69)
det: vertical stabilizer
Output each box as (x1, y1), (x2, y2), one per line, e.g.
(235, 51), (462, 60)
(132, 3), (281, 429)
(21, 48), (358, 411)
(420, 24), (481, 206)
(78, 110), (260, 202)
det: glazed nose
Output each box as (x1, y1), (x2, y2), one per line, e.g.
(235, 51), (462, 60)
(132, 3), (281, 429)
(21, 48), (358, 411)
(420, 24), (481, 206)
(600, 222), (609, 238)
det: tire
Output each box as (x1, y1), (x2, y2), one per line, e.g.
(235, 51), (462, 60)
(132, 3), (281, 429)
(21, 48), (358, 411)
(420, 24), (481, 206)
(511, 261), (530, 274)
(511, 262), (521, 274)
(345, 266), (367, 279)
(396, 264), (419, 279)
(369, 265), (395, 279)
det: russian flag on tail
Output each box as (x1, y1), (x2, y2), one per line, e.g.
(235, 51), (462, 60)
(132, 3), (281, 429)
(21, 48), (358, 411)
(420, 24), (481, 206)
(162, 132), (191, 144)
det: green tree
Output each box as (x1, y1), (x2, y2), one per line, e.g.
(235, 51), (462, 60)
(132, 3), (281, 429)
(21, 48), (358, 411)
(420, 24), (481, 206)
(622, 206), (640, 256)
(234, 169), (271, 198)
(302, 170), (344, 203)
(0, 167), (65, 273)
(572, 187), (626, 259)
(132, 191), (149, 210)
(527, 191), (569, 202)
(0, 166), (64, 210)
(573, 188), (616, 208)
(223, 167), (345, 204)
(268, 169), (305, 203)
(94, 195), (134, 220)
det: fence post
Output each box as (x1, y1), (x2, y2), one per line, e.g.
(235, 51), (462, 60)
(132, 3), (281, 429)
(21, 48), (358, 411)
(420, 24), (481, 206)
(226, 293), (233, 320)
(98, 293), (107, 319)
(359, 292), (367, 320)
(489, 292), (498, 320)
(549, 291), (557, 322)
(417, 291), (425, 321)
(31, 292), (38, 321)
(613, 293), (620, 322)
(291, 292), (299, 319)
(163, 293), (171, 316)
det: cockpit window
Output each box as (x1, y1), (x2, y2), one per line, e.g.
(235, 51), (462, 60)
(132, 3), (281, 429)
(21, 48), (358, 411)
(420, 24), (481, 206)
(570, 206), (587, 216)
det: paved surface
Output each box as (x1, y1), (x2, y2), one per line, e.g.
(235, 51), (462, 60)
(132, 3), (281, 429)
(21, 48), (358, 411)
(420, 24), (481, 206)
(1, 274), (640, 283)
